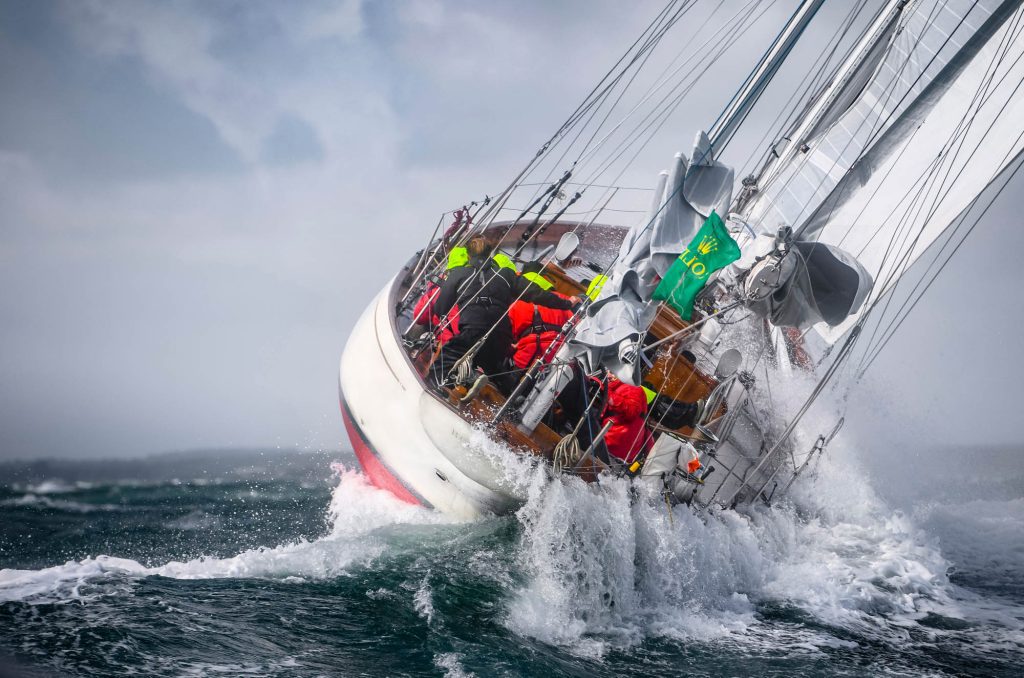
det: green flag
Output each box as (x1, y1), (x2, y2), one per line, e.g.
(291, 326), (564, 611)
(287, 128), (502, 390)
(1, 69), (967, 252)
(652, 211), (740, 320)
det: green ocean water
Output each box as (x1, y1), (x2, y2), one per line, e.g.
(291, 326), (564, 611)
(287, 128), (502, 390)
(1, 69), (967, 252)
(0, 448), (1021, 677)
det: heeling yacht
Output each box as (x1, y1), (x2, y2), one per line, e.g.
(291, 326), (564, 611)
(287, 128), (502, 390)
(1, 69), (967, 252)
(340, 0), (1024, 520)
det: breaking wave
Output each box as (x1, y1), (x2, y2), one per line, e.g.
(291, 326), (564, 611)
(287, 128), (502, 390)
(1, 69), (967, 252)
(0, 467), (457, 604)
(453, 429), (1024, 661)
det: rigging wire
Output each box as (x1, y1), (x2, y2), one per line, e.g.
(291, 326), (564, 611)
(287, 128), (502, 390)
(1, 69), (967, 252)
(856, 55), (1024, 368)
(727, 0), (994, 388)
(506, 0), (812, 431)
(711, 1), (821, 154)
(508, 0), (698, 214)
(855, 145), (1024, 375)
(694, 1), (997, 486)
(850, 8), (1024, 368)
(824, 38), (1018, 383)
(855, 69), (1024, 368)
(570, 0), (701, 165)
(448, 0), (692, 245)
(571, 0), (732, 170)
(419, 0), (779, 310)
(765, 2), (1024, 419)
(404, 0), (703, 309)
(417, 1), (1024, 483)
(572, 0), (778, 197)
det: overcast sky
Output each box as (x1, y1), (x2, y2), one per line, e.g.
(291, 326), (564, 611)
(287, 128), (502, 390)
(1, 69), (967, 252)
(1, 0), (1022, 460)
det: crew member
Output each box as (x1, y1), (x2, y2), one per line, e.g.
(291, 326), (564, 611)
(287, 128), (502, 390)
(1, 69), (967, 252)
(432, 237), (577, 389)
(642, 383), (704, 430)
(601, 377), (655, 465)
(411, 247), (468, 345)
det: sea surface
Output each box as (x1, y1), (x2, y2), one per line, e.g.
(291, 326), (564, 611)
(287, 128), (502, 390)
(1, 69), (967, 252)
(0, 445), (1022, 677)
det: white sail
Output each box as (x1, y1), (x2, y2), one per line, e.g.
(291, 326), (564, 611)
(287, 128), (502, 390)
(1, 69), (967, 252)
(743, 0), (1011, 233)
(803, 3), (1024, 342)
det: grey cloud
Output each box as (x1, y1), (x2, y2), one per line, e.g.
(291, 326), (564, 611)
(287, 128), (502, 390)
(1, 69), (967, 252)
(261, 114), (325, 166)
(0, 1), (244, 183)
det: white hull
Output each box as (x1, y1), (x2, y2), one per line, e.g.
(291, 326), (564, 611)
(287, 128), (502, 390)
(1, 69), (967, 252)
(338, 277), (528, 520)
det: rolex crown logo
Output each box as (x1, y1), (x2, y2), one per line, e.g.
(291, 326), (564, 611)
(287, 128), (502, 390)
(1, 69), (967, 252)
(697, 234), (718, 256)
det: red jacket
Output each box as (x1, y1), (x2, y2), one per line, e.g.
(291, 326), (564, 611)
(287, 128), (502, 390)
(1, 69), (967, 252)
(602, 378), (654, 464)
(508, 299), (573, 369)
(413, 282), (459, 345)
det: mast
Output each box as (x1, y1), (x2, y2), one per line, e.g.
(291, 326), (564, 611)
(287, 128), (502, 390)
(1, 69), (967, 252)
(708, 0), (827, 151)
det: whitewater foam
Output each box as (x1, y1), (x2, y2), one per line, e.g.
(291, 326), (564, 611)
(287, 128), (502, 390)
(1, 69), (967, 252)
(503, 435), (1024, 657)
(414, 572), (435, 624)
(23, 479), (79, 494)
(434, 652), (475, 678)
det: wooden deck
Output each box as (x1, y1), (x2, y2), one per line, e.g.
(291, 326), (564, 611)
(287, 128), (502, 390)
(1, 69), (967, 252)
(412, 261), (721, 465)
(393, 221), (723, 475)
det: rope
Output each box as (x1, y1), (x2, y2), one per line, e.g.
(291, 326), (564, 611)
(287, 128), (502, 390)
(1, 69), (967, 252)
(551, 366), (613, 473)
(449, 351), (477, 386)
(552, 435), (582, 474)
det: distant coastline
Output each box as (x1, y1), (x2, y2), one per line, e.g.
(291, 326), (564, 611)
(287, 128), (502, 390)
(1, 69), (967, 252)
(0, 448), (351, 486)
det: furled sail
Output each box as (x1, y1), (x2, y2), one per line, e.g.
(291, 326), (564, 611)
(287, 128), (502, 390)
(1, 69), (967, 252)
(568, 131), (734, 383)
(745, 240), (872, 328)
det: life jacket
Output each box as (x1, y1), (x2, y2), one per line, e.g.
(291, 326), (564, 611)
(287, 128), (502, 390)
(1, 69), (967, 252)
(522, 271), (554, 290)
(414, 249), (466, 337)
(455, 256), (516, 310)
(586, 274), (608, 301)
(492, 252), (518, 272)
(601, 378), (654, 464)
(508, 300), (573, 369)
(447, 247), (469, 270)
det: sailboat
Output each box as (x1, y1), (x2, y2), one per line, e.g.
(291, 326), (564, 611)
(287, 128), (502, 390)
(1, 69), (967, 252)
(339, 0), (1024, 520)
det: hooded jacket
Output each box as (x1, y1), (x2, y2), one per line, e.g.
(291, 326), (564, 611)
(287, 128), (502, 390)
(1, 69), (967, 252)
(412, 281), (459, 345)
(602, 378), (654, 464)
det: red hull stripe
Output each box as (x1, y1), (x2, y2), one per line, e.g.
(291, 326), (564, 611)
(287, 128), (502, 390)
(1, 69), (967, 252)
(339, 394), (430, 508)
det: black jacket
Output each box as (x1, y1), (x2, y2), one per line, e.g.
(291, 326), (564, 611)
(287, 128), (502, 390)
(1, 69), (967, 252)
(434, 256), (574, 326)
